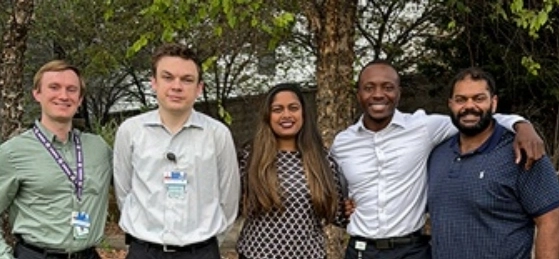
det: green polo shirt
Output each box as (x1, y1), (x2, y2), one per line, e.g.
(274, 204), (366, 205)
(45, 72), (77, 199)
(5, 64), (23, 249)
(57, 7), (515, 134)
(0, 121), (112, 259)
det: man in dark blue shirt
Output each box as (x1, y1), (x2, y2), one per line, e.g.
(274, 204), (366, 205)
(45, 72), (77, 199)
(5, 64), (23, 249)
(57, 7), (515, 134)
(428, 67), (559, 259)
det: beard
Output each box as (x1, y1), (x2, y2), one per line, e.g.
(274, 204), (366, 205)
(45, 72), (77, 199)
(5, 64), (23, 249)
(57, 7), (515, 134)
(450, 108), (493, 136)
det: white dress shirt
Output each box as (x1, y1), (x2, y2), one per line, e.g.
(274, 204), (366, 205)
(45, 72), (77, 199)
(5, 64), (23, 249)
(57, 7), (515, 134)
(113, 109), (240, 246)
(330, 109), (522, 239)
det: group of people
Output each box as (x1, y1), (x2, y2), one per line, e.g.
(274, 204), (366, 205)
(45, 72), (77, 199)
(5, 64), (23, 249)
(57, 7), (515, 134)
(0, 41), (557, 259)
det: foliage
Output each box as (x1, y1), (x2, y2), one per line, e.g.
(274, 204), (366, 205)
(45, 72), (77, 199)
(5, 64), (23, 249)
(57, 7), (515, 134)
(91, 118), (120, 147)
(119, 0), (296, 55)
(355, 0), (444, 71)
(419, 0), (559, 167)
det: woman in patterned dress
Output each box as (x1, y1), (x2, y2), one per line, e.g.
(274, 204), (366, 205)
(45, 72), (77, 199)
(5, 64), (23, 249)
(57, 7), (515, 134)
(236, 83), (346, 259)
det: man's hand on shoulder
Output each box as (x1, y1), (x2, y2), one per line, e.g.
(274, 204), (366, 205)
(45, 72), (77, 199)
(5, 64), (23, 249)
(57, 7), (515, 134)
(513, 121), (545, 170)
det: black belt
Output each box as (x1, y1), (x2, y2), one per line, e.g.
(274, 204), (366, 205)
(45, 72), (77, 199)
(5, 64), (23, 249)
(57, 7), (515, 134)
(17, 241), (95, 259)
(352, 230), (427, 250)
(127, 234), (216, 253)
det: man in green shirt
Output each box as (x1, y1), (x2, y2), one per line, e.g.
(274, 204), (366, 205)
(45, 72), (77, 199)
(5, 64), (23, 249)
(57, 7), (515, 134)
(0, 60), (112, 259)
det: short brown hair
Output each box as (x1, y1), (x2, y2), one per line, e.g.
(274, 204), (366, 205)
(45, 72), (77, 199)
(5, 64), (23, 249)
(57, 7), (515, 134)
(151, 43), (203, 81)
(33, 60), (86, 97)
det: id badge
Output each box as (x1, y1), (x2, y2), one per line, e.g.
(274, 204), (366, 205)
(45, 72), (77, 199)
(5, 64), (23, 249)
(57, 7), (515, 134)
(164, 171), (187, 199)
(355, 240), (367, 251)
(71, 211), (91, 239)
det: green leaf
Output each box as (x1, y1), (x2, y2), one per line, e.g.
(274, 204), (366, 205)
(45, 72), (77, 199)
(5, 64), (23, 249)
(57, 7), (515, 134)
(202, 56), (219, 72)
(218, 103), (233, 125)
(448, 20), (456, 29)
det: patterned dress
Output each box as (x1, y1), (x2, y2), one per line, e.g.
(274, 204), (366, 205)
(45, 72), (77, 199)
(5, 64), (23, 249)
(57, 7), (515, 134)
(236, 150), (345, 259)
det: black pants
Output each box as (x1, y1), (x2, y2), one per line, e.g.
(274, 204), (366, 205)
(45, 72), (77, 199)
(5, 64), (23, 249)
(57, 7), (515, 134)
(14, 243), (100, 259)
(126, 237), (220, 259)
(344, 235), (431, 259)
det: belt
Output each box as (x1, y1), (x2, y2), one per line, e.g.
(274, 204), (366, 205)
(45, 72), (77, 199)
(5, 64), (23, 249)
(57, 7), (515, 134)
(352, 230), (427, 250)
(127, 234), (216, 253)
(17, 241), (95, 259)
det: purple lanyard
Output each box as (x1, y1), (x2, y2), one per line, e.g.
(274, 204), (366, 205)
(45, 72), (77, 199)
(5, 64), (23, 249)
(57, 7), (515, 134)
(33, 126), (84, 201)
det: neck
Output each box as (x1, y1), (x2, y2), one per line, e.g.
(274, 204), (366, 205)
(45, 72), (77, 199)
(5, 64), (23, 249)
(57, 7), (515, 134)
(40, 118), (72, 143)
(459, 123), (495, 154)
(159, 109), (191, 134)
(277, 138), (297, 152)
(363, 115), (392, 132)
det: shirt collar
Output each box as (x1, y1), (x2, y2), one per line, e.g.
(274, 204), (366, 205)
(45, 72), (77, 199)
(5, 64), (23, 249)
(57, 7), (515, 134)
(356, 109), (407, 132)
(450, 120), (505, 155)
(34, 120), (80, 143)
(143, 109), (204, 129)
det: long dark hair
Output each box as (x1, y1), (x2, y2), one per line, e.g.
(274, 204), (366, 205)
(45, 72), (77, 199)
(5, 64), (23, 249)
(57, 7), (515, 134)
(243, 83), (338, 222)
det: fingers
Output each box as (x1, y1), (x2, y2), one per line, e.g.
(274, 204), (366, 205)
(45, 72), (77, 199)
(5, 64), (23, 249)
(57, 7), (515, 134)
(514, 141), (522, 165)
(515, 140), (545, 170)
(344, 199), (355, 218)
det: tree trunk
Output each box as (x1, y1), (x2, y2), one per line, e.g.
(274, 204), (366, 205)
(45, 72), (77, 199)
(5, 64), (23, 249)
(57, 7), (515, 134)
(0, 0), (35, 248)
(302, 0), (357, 258)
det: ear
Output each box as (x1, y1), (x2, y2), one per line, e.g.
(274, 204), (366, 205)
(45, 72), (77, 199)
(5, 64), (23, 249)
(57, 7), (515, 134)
(150, 77), (157, 91)
(196, 81), (204, 97)
(448, 98), (452, 109)
(32, 88), (40, 102)
(491, 95), (498, 113)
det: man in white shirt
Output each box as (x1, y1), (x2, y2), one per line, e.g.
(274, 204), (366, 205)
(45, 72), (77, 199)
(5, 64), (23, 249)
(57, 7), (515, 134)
(113, 43), (240, 259)
(331, 60), (544, 259)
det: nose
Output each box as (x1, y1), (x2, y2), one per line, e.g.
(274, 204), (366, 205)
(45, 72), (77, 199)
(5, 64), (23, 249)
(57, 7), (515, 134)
(279, 109), (294, 119)
(58, 89), (70, 100)
(463, 97), (478, 108)
(370, 87), (385, 100)
(170, 79), (183, 91)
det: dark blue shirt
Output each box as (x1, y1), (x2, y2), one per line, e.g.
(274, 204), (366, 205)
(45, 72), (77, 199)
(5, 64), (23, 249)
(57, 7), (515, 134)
(428, 123), (559, 259)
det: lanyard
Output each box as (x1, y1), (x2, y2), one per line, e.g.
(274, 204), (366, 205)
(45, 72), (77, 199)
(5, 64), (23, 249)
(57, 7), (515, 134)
(33, 125), (84, 201)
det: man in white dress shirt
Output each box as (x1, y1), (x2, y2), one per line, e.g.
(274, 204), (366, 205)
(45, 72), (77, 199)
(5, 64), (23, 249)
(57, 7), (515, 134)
(113, 43), (240, 259)
(330, 60), (544, 259)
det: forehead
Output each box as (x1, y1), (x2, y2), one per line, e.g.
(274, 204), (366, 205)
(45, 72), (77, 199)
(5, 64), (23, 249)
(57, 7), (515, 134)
(155, 56), (199, 77)
(360, 64), (399, 84)
(271, 91), (301, 104)
(41, 70), (80, 86)
(452, 78), (490, 96)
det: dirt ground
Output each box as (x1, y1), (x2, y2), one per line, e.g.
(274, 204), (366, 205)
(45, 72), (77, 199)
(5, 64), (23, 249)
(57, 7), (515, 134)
(97, 219), (243, 259)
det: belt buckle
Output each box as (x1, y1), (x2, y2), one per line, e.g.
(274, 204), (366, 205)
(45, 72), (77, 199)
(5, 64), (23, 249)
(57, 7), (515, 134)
(375, 239), (393, 250)
(163, 245), (176, 253)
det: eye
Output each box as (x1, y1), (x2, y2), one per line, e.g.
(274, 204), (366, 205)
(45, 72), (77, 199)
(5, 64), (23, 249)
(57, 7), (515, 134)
(288, 105), (300, 112)
(67, 86), (79, 93)
(474, 95), (488, 103)
(383, 84), (395, 92)
(453, 96), (466, 104)
(271, 107), (283, 113)
(181, 77), (195, 84)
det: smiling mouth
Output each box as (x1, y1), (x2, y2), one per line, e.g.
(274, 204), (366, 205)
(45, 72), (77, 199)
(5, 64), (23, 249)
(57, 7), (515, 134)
(369, 103), (388, 111)
(279, 121), (294, 128)
(54, 102), (72, 108)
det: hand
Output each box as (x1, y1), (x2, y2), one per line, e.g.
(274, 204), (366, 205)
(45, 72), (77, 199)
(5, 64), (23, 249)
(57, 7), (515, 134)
(344, 199), (355, 218)
(513, 122), (545, 170)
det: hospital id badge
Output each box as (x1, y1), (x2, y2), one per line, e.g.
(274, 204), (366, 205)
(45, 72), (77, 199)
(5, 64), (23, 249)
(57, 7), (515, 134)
(71, 211), (91, 239)
(164, 171), (187, 199)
